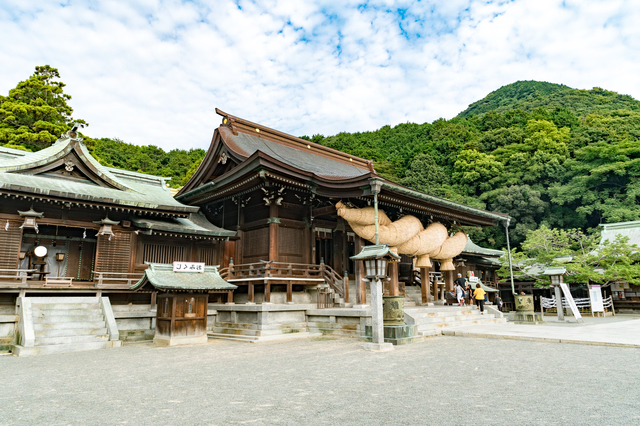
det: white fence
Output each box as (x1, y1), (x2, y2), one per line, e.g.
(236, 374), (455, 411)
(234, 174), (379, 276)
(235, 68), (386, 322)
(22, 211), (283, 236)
(541, 295), (615, 316)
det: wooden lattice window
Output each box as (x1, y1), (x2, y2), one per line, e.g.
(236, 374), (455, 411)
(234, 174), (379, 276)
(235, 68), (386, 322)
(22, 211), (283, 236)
(95, 233), (132, 273)
(0, 220), (22, 270)
(141, 243), (187, 264)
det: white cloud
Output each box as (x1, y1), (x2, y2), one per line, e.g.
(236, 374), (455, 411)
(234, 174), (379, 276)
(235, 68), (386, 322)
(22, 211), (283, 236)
(0, 0), (639, 151)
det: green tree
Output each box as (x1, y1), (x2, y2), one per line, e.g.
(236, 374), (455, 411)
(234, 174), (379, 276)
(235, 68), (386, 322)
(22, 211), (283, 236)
(0, 65), (87, 150)
(401, 153), (450, 197)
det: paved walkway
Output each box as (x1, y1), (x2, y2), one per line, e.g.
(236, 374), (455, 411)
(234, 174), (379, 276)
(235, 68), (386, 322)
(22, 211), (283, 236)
(2, 334), (640, 425)
(446, 313), (640, 347)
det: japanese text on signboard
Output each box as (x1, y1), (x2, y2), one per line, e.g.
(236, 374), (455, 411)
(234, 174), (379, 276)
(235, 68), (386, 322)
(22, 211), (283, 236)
(173, 262), (205, 273)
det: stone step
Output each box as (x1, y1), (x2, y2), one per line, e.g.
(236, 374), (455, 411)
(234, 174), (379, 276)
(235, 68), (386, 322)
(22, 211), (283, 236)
(33, 314), (105, 324)
(408, 309), (485, 318)
(307, 322), (359, 337)
(417, 317), (506, 331)
(35, 334), (110, 346)
(34, 320), (107, 331)
(13, 340), (121, 357)
(32, 308), (103, 317)
(30, 303), (101, 310)
(213, 322), (310, 331)
(208, 332), (321, 343)
(405, 307), (479, 315)
(34, 327), (108, 338)
(413, 314), (496, 325)
(210, 326), (309, 337)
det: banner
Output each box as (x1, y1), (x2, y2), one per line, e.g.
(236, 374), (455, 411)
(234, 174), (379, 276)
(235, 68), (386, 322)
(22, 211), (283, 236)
(560, 283), (584, 323)
(589, 285), (604, 313)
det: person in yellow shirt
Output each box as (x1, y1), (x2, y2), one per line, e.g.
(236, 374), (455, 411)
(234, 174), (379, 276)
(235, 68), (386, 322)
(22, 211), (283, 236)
(473, 283), (486, 315)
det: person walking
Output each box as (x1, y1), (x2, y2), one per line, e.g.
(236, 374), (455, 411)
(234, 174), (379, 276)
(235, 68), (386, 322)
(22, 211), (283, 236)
(473, 283), (486, 314)
(454, 273), (467, 307)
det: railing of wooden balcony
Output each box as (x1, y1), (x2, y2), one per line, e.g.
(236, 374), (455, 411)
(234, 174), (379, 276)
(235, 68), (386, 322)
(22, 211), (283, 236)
(0, 269), (144, 290)
(218, 260), (346, 304)
(0, 269), (37, 286)
(92, 271), (145, 289)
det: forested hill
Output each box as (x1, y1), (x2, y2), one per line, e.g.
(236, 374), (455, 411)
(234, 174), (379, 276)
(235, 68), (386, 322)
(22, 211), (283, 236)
(459, 80), (640, 118)
(303, 80), (640, 249)
(3, 67), (640, 250)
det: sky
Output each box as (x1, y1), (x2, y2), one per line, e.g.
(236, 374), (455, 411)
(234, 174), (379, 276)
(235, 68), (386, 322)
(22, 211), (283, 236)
(1, 0), (638, 151)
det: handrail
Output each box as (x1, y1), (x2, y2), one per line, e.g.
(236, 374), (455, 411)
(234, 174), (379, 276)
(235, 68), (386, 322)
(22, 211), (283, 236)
(0, 269), (37, 285)
(320, 264), (345, 298)
(92, 271), (145, 288)
(220, 262), (323, 281)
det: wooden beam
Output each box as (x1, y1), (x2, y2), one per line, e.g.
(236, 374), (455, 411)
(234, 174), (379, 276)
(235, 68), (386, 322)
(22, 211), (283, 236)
(312, 205), (338, 218)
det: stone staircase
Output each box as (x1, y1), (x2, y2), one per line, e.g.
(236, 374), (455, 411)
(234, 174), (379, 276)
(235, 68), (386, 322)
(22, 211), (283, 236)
(404, 305), (506, 336)
(14, 297), (121, 357)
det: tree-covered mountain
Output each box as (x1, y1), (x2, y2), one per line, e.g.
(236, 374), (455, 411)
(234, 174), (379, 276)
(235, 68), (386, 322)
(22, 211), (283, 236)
(458, 80), (640, 118)
(3, 68), (640, 251)
(303, 81), (640, 249)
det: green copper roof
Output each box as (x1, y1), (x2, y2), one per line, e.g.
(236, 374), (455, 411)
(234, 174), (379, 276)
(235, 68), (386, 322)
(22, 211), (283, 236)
(131, 212), (236, 237)
(0, 136), (197, 213)
(131, 263), (237, 291)
(350, 244), (401, 261)
(463, 238), (504, 257)
(599, 220), (640, 246)
(542, 267), (567, 276)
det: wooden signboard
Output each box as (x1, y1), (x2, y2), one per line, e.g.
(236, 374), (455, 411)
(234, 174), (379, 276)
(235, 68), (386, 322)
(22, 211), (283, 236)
(589, 285), (605, 315)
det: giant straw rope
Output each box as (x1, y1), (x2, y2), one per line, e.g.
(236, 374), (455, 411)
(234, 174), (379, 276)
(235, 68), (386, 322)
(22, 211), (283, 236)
(336, 201), (467, 270)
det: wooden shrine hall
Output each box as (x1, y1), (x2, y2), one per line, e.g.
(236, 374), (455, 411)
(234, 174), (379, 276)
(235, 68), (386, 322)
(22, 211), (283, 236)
(177, 109), (510, 306)
(0, 128), (236, 299)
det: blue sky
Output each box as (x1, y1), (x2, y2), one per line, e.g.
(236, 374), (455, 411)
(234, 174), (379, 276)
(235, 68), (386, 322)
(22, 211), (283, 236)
(1, 0), (638, 151)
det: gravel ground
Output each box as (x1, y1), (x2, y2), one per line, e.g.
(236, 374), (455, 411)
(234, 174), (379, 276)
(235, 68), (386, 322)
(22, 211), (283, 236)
(1, 336), (639, 425)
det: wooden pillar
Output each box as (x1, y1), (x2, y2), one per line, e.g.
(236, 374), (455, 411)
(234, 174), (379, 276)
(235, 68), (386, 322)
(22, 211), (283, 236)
(286, 282), (293, 303)
(445, 270), (454, 292)
(344, 272), (349, 304)
(248, 283), (254, 303)
(268, 204), (279, 262)
(354, 236), (365, 305)
(303, 224), (311, 264)
(388, 262), (400, 296)
(227, 290), (233, 304)
(420, 267), (430, 304)
(264, 281), (271, 303)
(432, 273), (438, 301)
(150, 291), (157, 310)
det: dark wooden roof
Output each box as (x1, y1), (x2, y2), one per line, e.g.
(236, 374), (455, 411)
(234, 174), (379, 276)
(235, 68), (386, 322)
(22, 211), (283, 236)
(178, 110), (510, 227)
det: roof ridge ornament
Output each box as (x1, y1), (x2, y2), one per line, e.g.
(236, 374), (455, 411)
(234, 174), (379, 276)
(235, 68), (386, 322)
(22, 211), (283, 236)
(60, 123), (84, 143)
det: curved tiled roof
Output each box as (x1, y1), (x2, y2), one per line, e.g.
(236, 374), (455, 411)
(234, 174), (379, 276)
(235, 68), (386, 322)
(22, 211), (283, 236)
(219, 127), (371, 180)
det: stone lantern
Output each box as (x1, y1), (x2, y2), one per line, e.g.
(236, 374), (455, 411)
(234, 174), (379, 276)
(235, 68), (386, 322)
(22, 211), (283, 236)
(543, 267), (567, 321)
(351, 244), (400, 351)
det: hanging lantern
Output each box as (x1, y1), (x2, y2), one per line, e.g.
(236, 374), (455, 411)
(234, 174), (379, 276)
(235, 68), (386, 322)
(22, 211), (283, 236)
(94, 216), (120, 241)
(18, 208), (44, 233)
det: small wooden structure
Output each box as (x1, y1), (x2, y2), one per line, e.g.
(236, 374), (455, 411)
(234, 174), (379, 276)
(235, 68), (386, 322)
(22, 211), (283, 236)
(131, 263), (236, 345)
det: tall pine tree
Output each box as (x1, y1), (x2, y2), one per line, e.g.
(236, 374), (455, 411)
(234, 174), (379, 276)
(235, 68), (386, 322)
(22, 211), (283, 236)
(0, 65), (87, 151)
